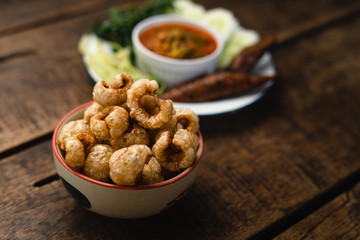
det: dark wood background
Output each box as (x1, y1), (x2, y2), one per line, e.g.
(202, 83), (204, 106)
(1, 0), (360, 239)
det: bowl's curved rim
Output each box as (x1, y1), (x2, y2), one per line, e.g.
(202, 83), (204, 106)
(52, 101), (204, 190)
(131, 14), (223, 66)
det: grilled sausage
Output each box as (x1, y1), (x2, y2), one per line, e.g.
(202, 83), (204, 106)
(227, 35), (277, 73)
(160, 72), (274, 102)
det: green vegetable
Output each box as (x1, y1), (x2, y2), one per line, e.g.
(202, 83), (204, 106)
(78, 34), (166, 94)
(81, 0), (259, 94)
(217, 28), (259, 69)
(90, 0), (174, 48)
(83, 0), (173, 93)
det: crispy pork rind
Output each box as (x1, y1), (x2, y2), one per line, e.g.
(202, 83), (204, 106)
(165, 107), (200, 133)
(57, 73), (200, 186)
(93, 73), (132, 106)
(62, 133), (96, 171)
(84, 102), (104, 124)
(140, 156), (164, 185)
(56, 119), (90, 150)
(152, 129), (198, 172)
(126, 79), (175, 129)
(109, 123), (150, 150)
(109, 145), (152, 186)
(89, 106), (129, 142)
(83, 144), (114, 182)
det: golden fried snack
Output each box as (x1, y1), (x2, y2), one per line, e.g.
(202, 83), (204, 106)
(152, 129), (199, 172)
(90, 106), (129, 142)
(84, 102), (104, 124)
(109, 124), (150, 150)
(174, 129), (199, 151)
(57, 119), (91, 150)
(109, 145), (152, 186)
(127, 79), (174, 129)
(166, 108), (199, 133)
(140, 95), (159, 115)
(106, 106), (129, 139)
(93, 73), (132, 106)
(62, 133), (96, 170)
(58, 73), (202, 186)
(83, 144), (114, 182)
(140, 156), (164, 185)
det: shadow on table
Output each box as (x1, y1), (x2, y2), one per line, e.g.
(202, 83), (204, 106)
(199, 79), (285, 138)
(62, 182), (240, 239)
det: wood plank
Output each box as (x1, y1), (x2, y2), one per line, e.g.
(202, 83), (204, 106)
(198, 0), (360, 37)
(2, 0), (358, 39)
(0, 0), (133, 37)
(0, 0), (359, 155)
(1, 2), (360, 238)
(275, 184), (360, 239)
(0, 0), (146, 154)
(0, 141), (353, 239)
(275, 2), (360, 45)
(1, 18), (360, 239)
(0, 141), (217, 239)
(196, 13), (360, 239)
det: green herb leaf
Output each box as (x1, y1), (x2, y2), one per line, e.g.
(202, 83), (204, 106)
(90, 0), (174, 48)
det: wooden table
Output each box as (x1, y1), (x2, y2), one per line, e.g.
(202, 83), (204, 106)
(1, 0), (360, 239)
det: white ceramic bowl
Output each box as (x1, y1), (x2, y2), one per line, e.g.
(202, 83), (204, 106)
(52, 102), (204, 219)
(132, 14), (223, 88)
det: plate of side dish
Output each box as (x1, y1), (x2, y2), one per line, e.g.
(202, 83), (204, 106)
(86, 52), (275, 117)
(80, 0), (276, 116)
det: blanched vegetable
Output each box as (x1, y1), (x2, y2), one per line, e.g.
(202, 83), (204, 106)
(173, 1), (259, 69)
(173, 0), (205, 20)
(217, 28), (259, 69)
(79, 0), (262, 94)
(200, 8), (239, 43)
(227, 34), (276, 73)
(78, 34), (166, 94)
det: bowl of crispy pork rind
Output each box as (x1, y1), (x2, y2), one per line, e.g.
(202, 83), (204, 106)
(52, 73), (203, 218)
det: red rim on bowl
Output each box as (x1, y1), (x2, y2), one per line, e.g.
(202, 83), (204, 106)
(52, 101), (204, 190)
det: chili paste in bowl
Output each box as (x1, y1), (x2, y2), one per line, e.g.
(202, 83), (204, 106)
(139, 22), (217, 59)
(132, 15), (223, 88)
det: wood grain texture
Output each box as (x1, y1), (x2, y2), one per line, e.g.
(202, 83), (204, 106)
(275, 2), (360, 45)
(0, 0), (134, 37)
(196, 0), (359, 37)
(197, 13), (360, 239)
(0, 0), (358, 155)
(0, 1), (148, 154)
(0, 13), (98, 154)
(1, 0), (360, 239)
(1, 16), (360, 238)
(275, 184), (360, 239)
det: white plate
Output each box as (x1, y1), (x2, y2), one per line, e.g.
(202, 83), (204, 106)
(85, 52), (275, 117)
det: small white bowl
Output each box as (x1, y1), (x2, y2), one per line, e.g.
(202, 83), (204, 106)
(132, 14), (223, 88)
(52, 102), (204, 219)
